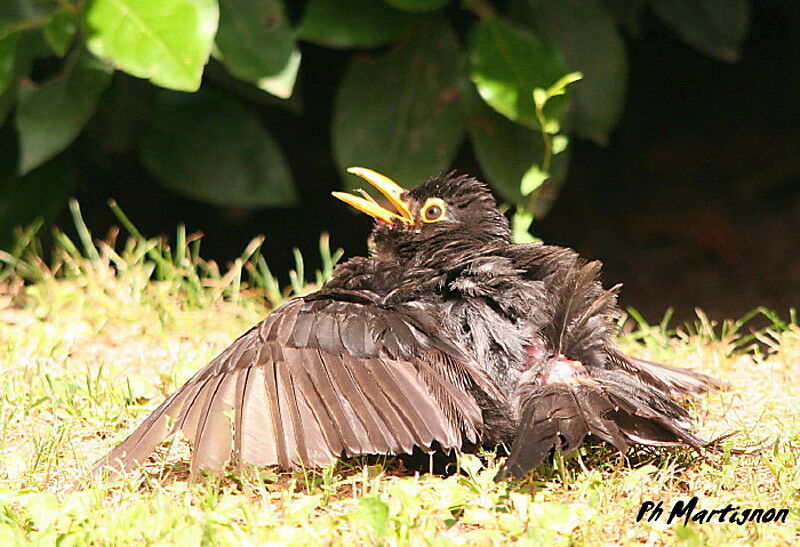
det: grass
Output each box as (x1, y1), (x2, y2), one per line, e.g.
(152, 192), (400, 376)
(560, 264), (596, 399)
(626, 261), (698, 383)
(0, 201), (798, 545)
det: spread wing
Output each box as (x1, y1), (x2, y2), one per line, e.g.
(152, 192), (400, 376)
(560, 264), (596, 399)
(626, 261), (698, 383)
(94, 294), (499, 476)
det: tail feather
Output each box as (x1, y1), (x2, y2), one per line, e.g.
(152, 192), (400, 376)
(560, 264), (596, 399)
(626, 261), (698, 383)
(498, 248), (722, 480)
(608, 351), (721, 398)
(499, 382), (624, 480)
(499, 370), (707, 480)
(536, 250), (720, 400)
(540, 259), (622, 368)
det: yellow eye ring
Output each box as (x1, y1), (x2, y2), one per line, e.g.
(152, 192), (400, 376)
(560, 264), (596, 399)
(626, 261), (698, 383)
(420, 198), (447, 223)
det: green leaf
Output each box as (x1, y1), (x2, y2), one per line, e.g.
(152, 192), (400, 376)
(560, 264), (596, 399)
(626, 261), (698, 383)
(551, 134), (568, 154)
(651, 0), (750, 62)
(0, 1), (56, 39)
(298, 0), (418, 49)
(544, 72), (584, 99)
(138, 90), (296, 208)
(43, 9), (77, 57)
(9, 28), (47, 82)
(84, 0), (219, 91)
(333, 17), (464, 189)
(213, 0), (300, 99)
(383, 0), (449, 12)
(520, 164), (547, 196)
(513, 0), (627, 144)
(352, 497), (389, 538)
(463, 79), (539, 203)
(469, 18), (568, 130)
(462, 80), (568, 214)
(0, 155), (78, 251)
(0, 30), (45, 120)
(0, 33), (18, 94)
(458, 454), (484, 478)
(511, 208), (537, 243)
(15, 56), (112, 174)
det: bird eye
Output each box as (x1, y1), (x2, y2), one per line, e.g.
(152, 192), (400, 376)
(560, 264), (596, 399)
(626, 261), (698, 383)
(420, 198), (447, 223)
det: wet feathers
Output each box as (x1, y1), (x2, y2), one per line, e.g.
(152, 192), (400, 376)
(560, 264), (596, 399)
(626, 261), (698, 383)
(94, 173), (718, 480)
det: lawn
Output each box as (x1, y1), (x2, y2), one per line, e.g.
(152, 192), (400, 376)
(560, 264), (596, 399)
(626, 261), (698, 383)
(0, 207), (798, 545)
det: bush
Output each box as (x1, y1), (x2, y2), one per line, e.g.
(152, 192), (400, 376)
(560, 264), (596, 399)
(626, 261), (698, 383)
(0, 0), (751, 248)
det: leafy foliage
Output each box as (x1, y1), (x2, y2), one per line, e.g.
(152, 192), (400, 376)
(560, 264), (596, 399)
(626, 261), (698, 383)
(650, 0), (750, 62)
(469, 18), (567, 131)
(298, 0), (418, 48)
(138, 90), (295, 207)
(512, 0), (628, 145)
(0, 0), (752, 248)
(15, 55), (111, 174)
(333, 16), (464, 188)
(84, 0), (219, 91)
(213, 0), (300, 98)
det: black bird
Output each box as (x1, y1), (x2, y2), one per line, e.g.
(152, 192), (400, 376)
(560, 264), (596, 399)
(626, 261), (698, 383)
(94, 168), (718, 480)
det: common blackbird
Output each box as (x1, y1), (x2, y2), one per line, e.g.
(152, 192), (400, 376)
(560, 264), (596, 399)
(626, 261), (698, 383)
(94, 168), (718, 480)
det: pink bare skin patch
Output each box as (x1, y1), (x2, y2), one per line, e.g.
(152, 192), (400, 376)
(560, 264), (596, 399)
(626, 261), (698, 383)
(539, 356), (591, 385)
(521, 343), (545, 372)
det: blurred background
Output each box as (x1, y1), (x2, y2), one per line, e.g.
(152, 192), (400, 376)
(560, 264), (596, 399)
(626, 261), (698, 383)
(1, 0), (798, 321)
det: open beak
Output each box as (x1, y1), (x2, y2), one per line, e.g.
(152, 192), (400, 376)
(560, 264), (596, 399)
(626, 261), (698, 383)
(333, 167), (414, 225)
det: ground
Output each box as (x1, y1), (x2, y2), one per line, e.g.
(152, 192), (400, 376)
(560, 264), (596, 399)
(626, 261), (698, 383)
(0, 227), (797, 545)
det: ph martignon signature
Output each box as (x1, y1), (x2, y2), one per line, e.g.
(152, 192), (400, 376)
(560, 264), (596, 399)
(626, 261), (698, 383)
(637, 497), (789, 526)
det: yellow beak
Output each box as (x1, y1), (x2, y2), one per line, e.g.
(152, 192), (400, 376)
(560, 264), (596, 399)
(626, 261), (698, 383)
(333, 167), (414, 225)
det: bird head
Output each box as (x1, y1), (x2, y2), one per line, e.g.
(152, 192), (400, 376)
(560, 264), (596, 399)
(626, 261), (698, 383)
(333, 168), (511, 258)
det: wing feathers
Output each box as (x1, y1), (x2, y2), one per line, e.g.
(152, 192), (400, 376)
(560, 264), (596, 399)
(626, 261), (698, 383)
(340, 313), (370, 357)
(262, 356), (289, 467)
(277, 362), (307, 465)
(97, 388), (189, 473)
(370, 358), (436, 449)
(338, 353), (397, 450)
(191, 372), (236, 474)
(294, 378), (337, 466)
(290, 363), (344, 458)
(94, 296), (492, 476)
(238, 367), (278, 465)
(325, 352), (389, 451)
(299, 348), (361, 452)
(354, 358), (417, 452)
(387, 361), (454, 446)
